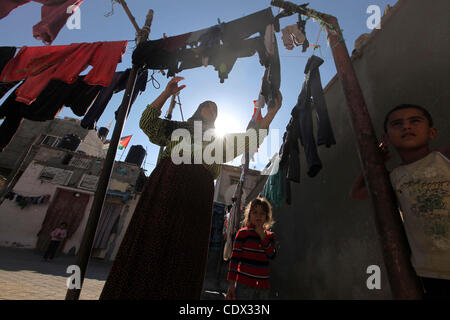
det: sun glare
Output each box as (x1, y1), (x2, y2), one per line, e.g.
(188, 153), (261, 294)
(214, 113), (244, 137)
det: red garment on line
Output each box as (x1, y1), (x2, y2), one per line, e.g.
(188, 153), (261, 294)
(0, 41), (128, 104)
(0, 0), (84, 45)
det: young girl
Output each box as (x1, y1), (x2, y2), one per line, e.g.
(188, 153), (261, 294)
(226, 197), (277, 300)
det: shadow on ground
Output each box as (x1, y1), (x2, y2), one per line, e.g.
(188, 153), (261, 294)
(0, 247), (112, 281)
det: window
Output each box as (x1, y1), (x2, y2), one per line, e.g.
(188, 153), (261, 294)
(78, 174), (99, 191)
(68, 157), (91, 169)
(39, 167), (73, 185)
(41, 135), (61, 147)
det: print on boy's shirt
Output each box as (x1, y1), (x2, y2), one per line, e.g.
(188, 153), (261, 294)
(396, 176), (449, 249)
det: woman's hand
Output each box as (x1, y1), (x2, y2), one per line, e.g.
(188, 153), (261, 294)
(164, 76), (186, 96)
(259, 90), (283, 129)
(149, 77), (186, 110)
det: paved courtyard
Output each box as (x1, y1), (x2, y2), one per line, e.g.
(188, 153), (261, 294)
(0, 247), (225, 300)
(0, 247), (112, 300)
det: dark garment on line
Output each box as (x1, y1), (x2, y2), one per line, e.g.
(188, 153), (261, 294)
(279, 55), (335, 179)
(279, 108), (302, 183)
(100, 158), (215, 299)
(80, 69), (148, 130)
(297, 55), (336, 148)
(259, 31), (281, 109)
(0, 47), (16, 74)
(132, 8), (275, 80)
(0, 47), (18, 99)
(179, 37), (268, 83)
(0, 81), (19, 100)
(0, 77), (101, 151)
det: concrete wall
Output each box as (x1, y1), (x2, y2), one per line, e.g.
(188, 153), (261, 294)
(0, 146), (144, 260)
(270, 0), (449, 299)
(0, 161), (94, 249)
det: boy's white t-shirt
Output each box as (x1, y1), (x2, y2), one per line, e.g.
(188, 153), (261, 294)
(389, 151), (450, 280)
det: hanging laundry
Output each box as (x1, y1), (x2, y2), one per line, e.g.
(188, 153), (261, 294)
(0, 0), (84, 45)
(179, 36), (267, 83)
(279, 108), (302, 183)
(262, 153), (287, 208)
(0, 77), (101, 151)
(9, 192), (51, 209)
(281, 24), (306, 50)
(0, 41), (127, 105)
(258, 23), (281, 110)
(280, 55), (336, 180)
(132, 8), (276, 81)
(0, 47), (18, 100)
(80, 69), (148, 130)
(0, 47), (16, 74)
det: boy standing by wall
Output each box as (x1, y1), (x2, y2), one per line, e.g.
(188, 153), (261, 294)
(351, 104), (450, 299)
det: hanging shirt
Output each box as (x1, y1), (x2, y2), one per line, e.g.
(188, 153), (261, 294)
(0, 0), (84, 45)
(390, 151), (450, 280)
(0, 41), (127, 105)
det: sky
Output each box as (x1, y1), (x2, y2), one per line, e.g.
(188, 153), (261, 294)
(0, 0), (398, 175)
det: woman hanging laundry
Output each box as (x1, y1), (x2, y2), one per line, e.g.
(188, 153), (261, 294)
(100, 77), (282, 299)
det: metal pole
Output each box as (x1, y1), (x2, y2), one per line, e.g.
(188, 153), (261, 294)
(270, 0), (422, 299)
(65, 9), (154, 301)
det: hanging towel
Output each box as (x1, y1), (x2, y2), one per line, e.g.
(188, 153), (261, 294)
(0, 0), (84, 45)
(0, 41), (127, 105)
(80, 69), (148, 130)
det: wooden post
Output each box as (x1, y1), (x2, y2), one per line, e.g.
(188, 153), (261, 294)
(65, 7), (154, 300)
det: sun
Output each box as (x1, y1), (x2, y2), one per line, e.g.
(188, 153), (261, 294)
(214, 113), (244, 137)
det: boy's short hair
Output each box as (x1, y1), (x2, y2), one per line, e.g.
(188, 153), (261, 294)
(384, 104), (433, 132)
